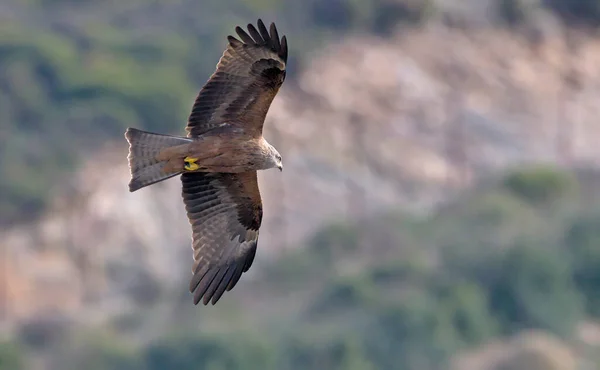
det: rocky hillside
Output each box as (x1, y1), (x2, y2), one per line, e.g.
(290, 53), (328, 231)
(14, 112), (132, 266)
(4, 22), (600, 334)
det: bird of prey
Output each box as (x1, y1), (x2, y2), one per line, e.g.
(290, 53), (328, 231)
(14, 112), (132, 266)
(124, 19), (287, 305)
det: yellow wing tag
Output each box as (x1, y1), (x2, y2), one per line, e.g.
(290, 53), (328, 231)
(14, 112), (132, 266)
(184, 157), (200, 171)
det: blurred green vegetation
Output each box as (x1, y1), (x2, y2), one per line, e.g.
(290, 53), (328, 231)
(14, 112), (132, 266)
(8, 167), (600, 369)
(0, 341), (24, 370)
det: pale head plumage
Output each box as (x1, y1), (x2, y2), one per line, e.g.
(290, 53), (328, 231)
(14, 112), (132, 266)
(263, 139), (283, 171)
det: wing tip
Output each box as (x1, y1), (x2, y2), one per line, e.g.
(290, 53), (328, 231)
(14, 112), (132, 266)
(189, 253), (253, 306)
(230, 19), (288, 63)
(190, 266), (236, 306)
(280, 35), (288, 62)
(227, 35), (242, 46)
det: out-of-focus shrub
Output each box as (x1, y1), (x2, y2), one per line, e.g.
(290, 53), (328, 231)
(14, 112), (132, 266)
(498, 0), (543, 25)
(488, 243), (583, 337)
(49, 332), (142, 370)
(311, 0), (355, 29)
(564, 213), (600, 317)
(310, 0), (436, 35)
(16, 315), (70, 350)
(0, 341), (25, 370)
(503, 166), (576, 206)
(281, 334), (375, 370)
(314, 275), (376, 313)
(358, 281), (494, 369)
(367, 291), (447, 369)
(143, 333), (274, 370)
(372, 0), (436, 34)
(308, 222), (360, 266)
(544, 0), (600, 26)
(434, 281), (499, 345)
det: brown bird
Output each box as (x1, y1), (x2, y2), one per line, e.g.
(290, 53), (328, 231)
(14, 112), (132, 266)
(124, 19), (287, 305)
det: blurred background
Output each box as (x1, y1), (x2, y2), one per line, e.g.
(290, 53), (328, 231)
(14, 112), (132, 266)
(2, 0), (600, 369)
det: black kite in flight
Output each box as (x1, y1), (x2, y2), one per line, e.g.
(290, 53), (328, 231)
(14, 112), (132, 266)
(124, 19), (288, 305)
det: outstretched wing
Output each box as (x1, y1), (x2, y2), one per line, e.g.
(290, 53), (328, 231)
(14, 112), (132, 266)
(181, 171), (263, 305)
(186, 19), (288, 137)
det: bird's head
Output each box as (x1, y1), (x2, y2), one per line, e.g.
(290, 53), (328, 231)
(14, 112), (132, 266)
(266, 143), (283, 172)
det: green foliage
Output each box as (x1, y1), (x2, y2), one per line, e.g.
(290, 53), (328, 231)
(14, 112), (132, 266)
(0, 341), (25, 370)
(311, 0), (356, 29)
(434, 281), (499, 345)
(309, 0), (435, 34)
(564, 212), (600, 316)
(0, 21), (194, 224)
(368, 294), (448, 369)
(318, 275), (376, 310)
(503, 166), (576, 206)
(279, 334), (375, 370)
(372, 0), (436, 34)
(49, 331), (143, 370)
(309, 222), (360, 263)
(143, 333), (274, 370)
(544, 0), (600, 25)
(498, 0), (542, 25)
(487, 243), (583, 336)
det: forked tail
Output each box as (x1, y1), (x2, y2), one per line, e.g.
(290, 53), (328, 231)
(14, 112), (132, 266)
(124, 128), (191, 192)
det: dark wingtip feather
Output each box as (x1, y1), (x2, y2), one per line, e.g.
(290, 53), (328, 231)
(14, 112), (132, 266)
(226, 266), (244, 292)
(193, 268), (219, 305)
(227, 35), (242, 47)
(247, 23), (263, 44)
(269, 22), (281, 50)
(242, 243), (257, 272)
(231, 20), (288, 63)
(212, 268), (236, 304)
(190, 262), (245, 305)
(280, 35), (288, 61)
(256, 19), (272, 46)
(189, 251), (256, 305)
(235, 26), (254, 44)
(202, 268), (229, 305)
(257, 19), (268, 37)
(189, 264), (208, 293)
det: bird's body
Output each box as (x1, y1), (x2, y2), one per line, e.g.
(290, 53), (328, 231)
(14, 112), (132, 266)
(124, 19), (288, 305)
(155, 128), (280, 174)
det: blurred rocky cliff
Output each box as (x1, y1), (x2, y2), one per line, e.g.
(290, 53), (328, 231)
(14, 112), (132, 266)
(4, 22), (600, 333)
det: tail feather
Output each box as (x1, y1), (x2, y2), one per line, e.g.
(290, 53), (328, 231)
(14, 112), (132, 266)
(124, 128), (191, 192)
